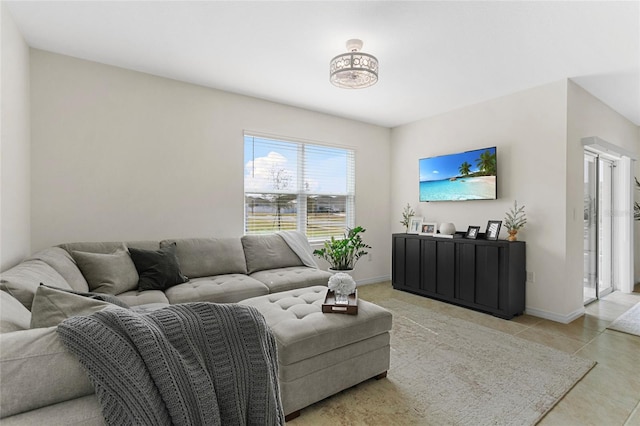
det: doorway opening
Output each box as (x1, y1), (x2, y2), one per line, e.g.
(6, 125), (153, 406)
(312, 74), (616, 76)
(583, 150), (615, 304)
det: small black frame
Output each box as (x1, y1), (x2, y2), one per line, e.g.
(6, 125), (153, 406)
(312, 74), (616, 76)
(465, 226), (480, 239)
(486, 220), (502, 240)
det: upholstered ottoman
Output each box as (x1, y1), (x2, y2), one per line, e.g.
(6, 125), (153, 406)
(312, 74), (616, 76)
(240, 286), (392, 420)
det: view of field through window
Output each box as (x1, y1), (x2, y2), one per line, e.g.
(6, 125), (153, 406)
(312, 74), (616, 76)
(244, 135), (354, 239)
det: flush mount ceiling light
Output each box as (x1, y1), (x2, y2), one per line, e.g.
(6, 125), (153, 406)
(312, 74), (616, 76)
(330, 39), (378, 89)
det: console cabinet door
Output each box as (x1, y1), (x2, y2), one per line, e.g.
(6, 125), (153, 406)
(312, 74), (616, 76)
(393, 235), (421, 290)
(473, 245), (501, 309)
(435, 241), (455, 299)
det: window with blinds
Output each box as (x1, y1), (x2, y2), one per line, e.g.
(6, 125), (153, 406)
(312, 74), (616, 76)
(244, 134), (355, 240)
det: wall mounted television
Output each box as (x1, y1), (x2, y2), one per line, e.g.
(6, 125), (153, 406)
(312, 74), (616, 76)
(419, 146), (497, 202)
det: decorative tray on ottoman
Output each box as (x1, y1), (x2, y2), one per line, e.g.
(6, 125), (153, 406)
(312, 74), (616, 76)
(322, 289), (358, 315)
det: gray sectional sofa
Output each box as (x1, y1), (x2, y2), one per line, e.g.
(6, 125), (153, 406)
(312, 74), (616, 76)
(0, 233), (335, 424)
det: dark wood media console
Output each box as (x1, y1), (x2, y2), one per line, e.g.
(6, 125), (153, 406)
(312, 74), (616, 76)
(392, 233), (526, 319)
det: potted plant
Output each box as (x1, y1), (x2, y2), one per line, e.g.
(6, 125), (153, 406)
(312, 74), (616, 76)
(504, 200), (527, 241)
(400, 203), (415, 232)
(313, 226), (371, 272)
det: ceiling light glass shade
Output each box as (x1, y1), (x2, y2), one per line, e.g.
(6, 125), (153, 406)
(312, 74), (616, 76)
(330, 39), (378, 89)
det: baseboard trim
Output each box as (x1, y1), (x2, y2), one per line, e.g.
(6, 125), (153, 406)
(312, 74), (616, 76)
(357, 275), (391, 286)
(525, 306), (585, 324)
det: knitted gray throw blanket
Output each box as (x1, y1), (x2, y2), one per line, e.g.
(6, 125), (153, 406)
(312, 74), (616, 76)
(57, 303), (284, 426)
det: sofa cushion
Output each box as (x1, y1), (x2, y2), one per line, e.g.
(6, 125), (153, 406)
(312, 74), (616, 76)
(116, 289), (170, 307)
(128, 243), (189, 291)
(164, 275), (269, 304)
(71, 245), (139, 295)
(241, 234), (304, 274)
(0, 260), (72, 310)
(30, 284), (129, 329)
(0, 326), (94, 418)
(160, 238), (248, 278)
(0, 395), (103, 425)
(0, 290), (31, 332)
(250, 266), (332, 293)
(26, 247), (90, 293)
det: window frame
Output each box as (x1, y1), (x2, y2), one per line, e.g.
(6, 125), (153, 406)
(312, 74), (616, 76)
(243, 132), (355, 241)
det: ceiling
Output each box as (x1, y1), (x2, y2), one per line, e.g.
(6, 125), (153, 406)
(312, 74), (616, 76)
(5, 1), (640, 128)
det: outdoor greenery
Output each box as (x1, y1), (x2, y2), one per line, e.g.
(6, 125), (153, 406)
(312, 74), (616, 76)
(504, 200), (527, 232)
(313, 226), (371, 271)
(635, 177), (640, 221)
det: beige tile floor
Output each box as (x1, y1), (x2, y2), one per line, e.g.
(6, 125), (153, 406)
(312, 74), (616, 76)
(290, 281), (640, 425)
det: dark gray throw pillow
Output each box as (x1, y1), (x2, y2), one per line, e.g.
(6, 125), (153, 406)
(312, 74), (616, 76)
(128, 243), (189, 291)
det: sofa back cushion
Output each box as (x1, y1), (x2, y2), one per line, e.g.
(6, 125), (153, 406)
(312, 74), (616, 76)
(0, 290), (31, 332)
(0, 326), (94, 418)
(30, 285), (129, 329)
(241, 234), (303, 274)
(160, 238), (247, 278)
(27, 247), (89, 293)
(0, 260), (72, 310)
(71, 245), (139, 295)
(59, 240), (159, 254)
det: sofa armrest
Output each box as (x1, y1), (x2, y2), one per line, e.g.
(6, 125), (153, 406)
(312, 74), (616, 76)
(0, 327), (94, 418)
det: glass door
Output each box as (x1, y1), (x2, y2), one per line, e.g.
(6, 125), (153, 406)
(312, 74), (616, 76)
(583, 150), (615, 304)
(584, 152), (597, 304)
(597, 157), (614, 297)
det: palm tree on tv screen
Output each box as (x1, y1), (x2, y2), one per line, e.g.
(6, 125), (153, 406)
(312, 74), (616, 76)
(476, 150), (496, 176)
(458, 161), (472, 176)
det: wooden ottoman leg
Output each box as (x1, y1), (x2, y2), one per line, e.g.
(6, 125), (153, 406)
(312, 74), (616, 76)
(374, 371), (388, 380)
(285, 410), (300, 422)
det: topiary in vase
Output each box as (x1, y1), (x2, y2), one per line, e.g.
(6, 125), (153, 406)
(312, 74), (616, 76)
(504, 200), (527, 241)
(313, 226), (371, 272)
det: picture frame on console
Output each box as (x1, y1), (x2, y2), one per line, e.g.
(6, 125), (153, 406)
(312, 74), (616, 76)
(409, 217), (423, 234)
(465, 226), (480, 239)
(420, 222), (437, 235)
(486, 220), (502, 240)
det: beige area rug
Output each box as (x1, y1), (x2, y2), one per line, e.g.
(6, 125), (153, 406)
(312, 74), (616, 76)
(378, 299), (596, 426)
(607, 302), (640, 337)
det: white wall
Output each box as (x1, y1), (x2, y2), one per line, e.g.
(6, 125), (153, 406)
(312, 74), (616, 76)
(391, 81), (578, 320)
(29, 50), (391, 283)
(567, 81), (639, 295)
(0, 4), (31, 271)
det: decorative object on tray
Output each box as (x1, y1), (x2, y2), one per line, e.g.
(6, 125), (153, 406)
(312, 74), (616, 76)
(322, 289), (358, 314)
(420, 222), (437, 235)
(400, 203), (416, 232)
(327, 272), (356, 305)
(485, 220), (502, 240)
(465, 226), (480, 239)
(409, 217), (423, 234)
(439, 222), (456, 235)
(313, 226), (371, 272)
(503, 200), (527, 241)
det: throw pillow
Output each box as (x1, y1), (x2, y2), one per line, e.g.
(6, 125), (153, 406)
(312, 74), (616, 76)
(128, 243), (189, 291)
(30, 284), (130, 329)
(71, 245), (139, 294)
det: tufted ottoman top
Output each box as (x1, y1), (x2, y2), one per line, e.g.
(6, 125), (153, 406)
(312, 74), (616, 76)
(240, 286), (392, 365)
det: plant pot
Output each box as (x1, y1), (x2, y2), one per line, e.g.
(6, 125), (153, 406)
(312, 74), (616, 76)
(507, 230), (518, 241)
(328, 268), (354, 276)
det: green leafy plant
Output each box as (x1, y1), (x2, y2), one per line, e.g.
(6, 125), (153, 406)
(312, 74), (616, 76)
(313, 226), (371, 271)
(400, 203), (415, 230)
(504, 200), (527, 232)
(635, 177), (640, 221)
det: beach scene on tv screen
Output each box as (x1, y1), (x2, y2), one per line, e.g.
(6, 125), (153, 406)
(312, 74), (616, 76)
(419, 147), (497, 201)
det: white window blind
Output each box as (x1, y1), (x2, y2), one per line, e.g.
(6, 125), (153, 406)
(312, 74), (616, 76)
(244, 134), (355, 240)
